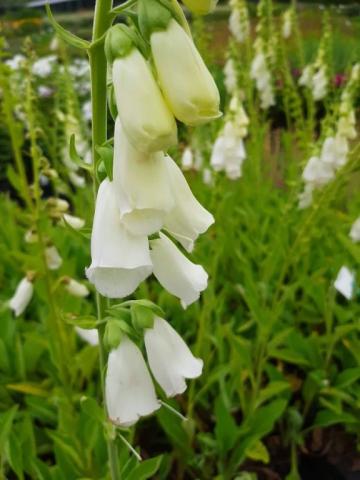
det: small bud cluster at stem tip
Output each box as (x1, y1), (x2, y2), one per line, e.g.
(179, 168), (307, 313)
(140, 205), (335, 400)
(87, 0), (221, 427)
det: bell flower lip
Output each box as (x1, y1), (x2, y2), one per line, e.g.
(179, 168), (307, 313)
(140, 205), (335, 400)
(63, 213), (85, 230)
(75, 327), (99, 346)
(163, 156), (214, 252)
(112, 50), (177, 153)
(150, 19), (221, 126)
(86, 179), (152, 298)
(9, 277), (34, 317)
(150, 232), (208, 308)
(334, 266), (355, 300)
(45, 246), (63, 271)
(144, 317), (203, 397)
(105, 336), (160, 427)
(65, 278), (90, 298)
(113, 117), (174, 236)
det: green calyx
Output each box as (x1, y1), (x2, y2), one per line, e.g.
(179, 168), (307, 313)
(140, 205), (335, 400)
(105, 24), (142, 63)
(138, 0), (173, 39)
(131, 304), (155, 331)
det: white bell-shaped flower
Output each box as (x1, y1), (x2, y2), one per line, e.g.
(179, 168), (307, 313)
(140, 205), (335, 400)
(45, 246), (62, 270)
(9, 277), (34, 317)
(69, 171), (86, 188)
(76, 327), (99, 346)
(105, 336), (160, 427)
(334, 266), (355, 300)
(86, 179), (152, 298)
(150, 19), (221, 126)
(298, 184), (314, 210)
(282, 10), (292, 39)
(113, 118), (174, 236)
(163, 156), (214, 252)
(63, 214), (85, 230)
(338, 110), (357, 140)
(320, 136), (348, 169)
(65, 278), (89, 297)
(224, 58), (237, 94)
(210, 135), (226, 172)
(112, 49), (177, 153)
(302, 156), (335, 187)
(144, 317), (203, 397)
(312, 66), (328, 101)
(181, 147), (194, 171)
(349, 217), (360, 243)
(150, 233), (208, 308)
(299, 65), (313, 88)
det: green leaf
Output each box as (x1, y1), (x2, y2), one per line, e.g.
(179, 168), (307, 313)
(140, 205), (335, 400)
(69, 135), (92, 172)
(80, 397), (105, 424)
(5, 431), (24, 480)
(0, 405), (18, 451)
(245, 440), (270, 464)
(45, 5), (90, 49)
(95, 145), (113, 181)
(312, 409), (358, 428)
(215, 396), (238, 455)
(256, 381), (290, 407)
(335, 368), (360, 389)
(126, 455), (163, 480)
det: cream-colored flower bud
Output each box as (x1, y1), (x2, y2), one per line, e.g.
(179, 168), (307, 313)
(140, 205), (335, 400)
(112, 49), (177, 153)
(150, 19), (221, 126)
(182, 0), (218, 15)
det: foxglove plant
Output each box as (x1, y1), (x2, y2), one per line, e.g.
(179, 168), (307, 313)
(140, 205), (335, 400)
(229, 0), (250, 44)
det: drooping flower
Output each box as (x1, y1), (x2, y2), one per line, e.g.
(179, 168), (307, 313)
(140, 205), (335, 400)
(334, 266), (355, 300)
(64, 278), (90, 297)
(45, 246), (63, 271)
(224, 58), (237, 94)
(163, 156), (214, 252)
(320, 136), (348, 169)
(63, 213), (85, 230)
(105, 336), (160, 427)
(150, 19), (221, 126)
(112, 117), (174, 236)
(69, 171), (86, 188)
(144, 317), (203, 397)
(112, 48), (177, 153)
(76, 327), (99, 346)
(9, 277), (34, 317)
(282, 9), (293, 39)
(302, 156), (335, 187)
(181, 147), (194, 171)
(86, 179), (153, 298)
(250, 50), (275, 109)
(299, 65), (313, 88)
(312, 66), (328, 101)
(150, 233), (208, 308)
(229, 0), (250, 43)
(349, 217), (360, 243)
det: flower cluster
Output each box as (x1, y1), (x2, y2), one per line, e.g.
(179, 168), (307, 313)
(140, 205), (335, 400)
(229, 0), (250, 44)
(299, 63), (359, 208)
(282, 8), (293, 39)
(250, 40), (275, 110)
(211, 93), (249, 179)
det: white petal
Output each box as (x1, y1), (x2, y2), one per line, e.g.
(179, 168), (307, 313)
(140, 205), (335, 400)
(181, 147), (194, 171)
(145, 317), (203, 397)
(113, 118), (174, 236)
(65, 279), (89, 297)
(210, 135), (226, 171)
(163, 156), (214, 252)
(45, 246), (62, 270)
(334, 266), (355, 300)
(86, 179), (152, 298)
(63, 214), (85, 230)
(150, 233), (208, 308)
(75, 327), (99, 346)
(349, 217), (360, 243)
(105, 337), (160, 427)
(9, 278), (34, 317)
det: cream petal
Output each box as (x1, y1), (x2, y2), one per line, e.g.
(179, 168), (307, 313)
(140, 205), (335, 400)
(75, 327), (99, 346)
(145, 317), (203, 397)
(150, 19), (221, 126)
(45, 246), (63, 271)
(150, 233), (208, 308)
(112, 51), (177, 153)
(113, 118), (174, 236)
(86, 179), (152, 298)
(210, 135), (226, 171)
(163, 156), (214, 252)
(334, 266), (355, 300)
(105, 337), (160, 427)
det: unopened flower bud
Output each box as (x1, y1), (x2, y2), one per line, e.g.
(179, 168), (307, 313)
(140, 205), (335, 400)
(182, 0), (218, 15)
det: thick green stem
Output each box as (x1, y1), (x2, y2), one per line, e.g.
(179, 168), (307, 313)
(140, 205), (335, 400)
(89, 1), (120, 478)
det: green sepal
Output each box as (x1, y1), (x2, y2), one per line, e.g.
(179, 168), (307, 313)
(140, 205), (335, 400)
(104, 319), (124, 350)
(112, 299), (164, 317)
(105, 24), (147, 64)
(131, 304), (155, 331)
(95, 145), (113, 181)
(107, 84), (118, 121)
(138, 0), (173, 39)
(64, 314), (97, 330)
(69, 135), (92, 172)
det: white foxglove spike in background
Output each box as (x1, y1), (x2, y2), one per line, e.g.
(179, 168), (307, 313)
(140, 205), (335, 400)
(105, 336), (160, 427)
(65, 278), (90, 298)
(320, 136), (348, 169)
(63, 213), (85, 230)
(334, 266), (355, 300)
(150, 19), (221, 126)
(45, 246), (63, 270)
(250, 51), (275, 110)
(86, 179), (152, 298)
(224, 58), (237, 94)
(350, 217), (360, 243)
(9, 277), (34, 317)
(312, 66), (328, 101)
(282, 9), (292, 39)
(150, 233), (208, 308)
(113, 117), (174, 236)
(75, 327), (99, 346)
(163, 156), (214, 252)
(144, 317), (203, 397)
(229, 0), (249, 43)
(299, 65), (313, 88)
(112, 50), (177, 153)
(302, 156), (335, 187)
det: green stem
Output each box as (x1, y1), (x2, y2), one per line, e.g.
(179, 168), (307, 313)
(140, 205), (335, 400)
(89, 1), (120, 478)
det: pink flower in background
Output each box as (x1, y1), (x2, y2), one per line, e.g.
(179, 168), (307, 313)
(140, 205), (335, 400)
(334, 73), (346, 88)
